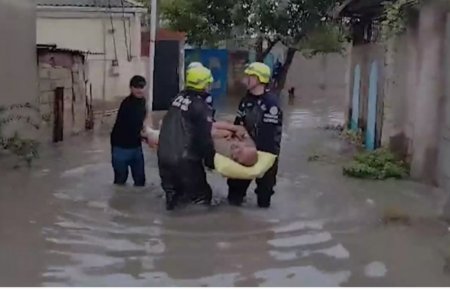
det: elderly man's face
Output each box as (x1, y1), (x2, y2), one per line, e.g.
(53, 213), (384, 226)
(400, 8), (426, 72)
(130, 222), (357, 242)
(231, 143), (258, 167)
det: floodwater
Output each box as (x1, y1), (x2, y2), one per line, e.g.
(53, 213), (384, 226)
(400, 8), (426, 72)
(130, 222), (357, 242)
(1, 93), (450, 286)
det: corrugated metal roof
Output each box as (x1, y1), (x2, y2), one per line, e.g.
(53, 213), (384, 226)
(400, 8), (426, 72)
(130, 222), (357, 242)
(36, 0), (143, 8)
(37, 44), (104, 55)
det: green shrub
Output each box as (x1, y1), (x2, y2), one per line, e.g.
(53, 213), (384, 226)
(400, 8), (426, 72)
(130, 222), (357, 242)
(343, 148), (409, 180)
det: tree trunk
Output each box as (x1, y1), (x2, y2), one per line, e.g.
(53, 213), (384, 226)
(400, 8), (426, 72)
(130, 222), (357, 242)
(261, 40), (279, 62)
(255, 36), (264, 61)
(274, 47), (296, 93)
(255, 38), (279, 62)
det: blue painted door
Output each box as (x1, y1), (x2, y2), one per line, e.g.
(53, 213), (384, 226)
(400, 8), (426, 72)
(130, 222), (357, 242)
(366, 61), (379, 151)
(185, 49), (228, 102)
(351, 64), (361, 130)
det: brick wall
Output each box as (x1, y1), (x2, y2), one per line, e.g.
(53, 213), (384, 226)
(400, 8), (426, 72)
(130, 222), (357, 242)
(38, 51), (88, 142)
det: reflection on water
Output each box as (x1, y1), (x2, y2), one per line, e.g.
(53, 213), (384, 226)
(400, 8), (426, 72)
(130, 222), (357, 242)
(288, 109), (345, 128)
(254, 266), (351, 287)
(38, 95), (353, 286)
(364, 261), (388, 278)
(4, 93), (449, 286)
(40, 152), (354, 286)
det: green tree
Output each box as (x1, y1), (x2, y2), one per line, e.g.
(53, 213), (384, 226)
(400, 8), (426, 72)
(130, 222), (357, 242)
(235, 0), (346, 91)
(160, 0), (236, 47)
(161, 0), (347, 91)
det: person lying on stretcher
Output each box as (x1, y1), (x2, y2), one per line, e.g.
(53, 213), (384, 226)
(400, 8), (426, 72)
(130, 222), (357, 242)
(142, 119), (258, 167)
(211, 121), (258, 167)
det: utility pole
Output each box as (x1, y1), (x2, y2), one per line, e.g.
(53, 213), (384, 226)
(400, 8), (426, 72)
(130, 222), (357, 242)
(147, 0), (157, 113)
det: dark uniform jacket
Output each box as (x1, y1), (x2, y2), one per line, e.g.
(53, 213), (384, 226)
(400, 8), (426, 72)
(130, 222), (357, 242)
(158, 89), (215, 167)
(234, 92), (283, 155)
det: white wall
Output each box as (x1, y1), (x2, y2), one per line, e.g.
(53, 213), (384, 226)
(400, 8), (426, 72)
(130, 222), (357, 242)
(37, 10), (146, 107)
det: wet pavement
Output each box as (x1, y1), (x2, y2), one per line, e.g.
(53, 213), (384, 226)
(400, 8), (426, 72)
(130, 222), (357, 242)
(1, 93), (450, 286)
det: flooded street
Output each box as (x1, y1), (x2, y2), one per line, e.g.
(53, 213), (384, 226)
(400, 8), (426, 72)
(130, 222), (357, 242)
(1, 93), (450, 286)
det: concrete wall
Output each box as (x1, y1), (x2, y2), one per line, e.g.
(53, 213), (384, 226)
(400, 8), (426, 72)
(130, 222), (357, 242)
(347, 28), (423, 159)
(380, 35), (412, 159)
(37, 9), (146, 110)
(345, 42), (385, 144)
(37, 51), (88, 142)
(285, 52), (348, 100)
(0, 0), (38, 138)
(348, 3), (450, 187)
(438, 14), (450, 191)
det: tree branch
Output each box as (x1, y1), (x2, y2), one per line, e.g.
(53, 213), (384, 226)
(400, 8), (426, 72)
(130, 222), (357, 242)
(260, 38), (280, 60)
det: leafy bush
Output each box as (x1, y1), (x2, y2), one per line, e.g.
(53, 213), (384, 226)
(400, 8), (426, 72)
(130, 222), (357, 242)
(381, 0), (420, 40)
(343, 148), (409, 180)
(340, 129), (364, 147)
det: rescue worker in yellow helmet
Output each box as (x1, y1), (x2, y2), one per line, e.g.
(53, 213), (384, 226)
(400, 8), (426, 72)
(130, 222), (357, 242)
(157, 64), (216, 210)
(186, 62), (215, 116)
(227, 62), (283, 208)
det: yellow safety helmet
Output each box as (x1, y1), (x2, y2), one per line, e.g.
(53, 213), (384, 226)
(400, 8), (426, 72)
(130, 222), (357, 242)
(244, 62), (272, 84)
(187, 62), (204, 69)
(186, 65), (214, 90)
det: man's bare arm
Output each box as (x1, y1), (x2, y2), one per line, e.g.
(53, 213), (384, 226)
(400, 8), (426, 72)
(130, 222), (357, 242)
(213, 121), (238, 131)
(213, 121), (247, 139)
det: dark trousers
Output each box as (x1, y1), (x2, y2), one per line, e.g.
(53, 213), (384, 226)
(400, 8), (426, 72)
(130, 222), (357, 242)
(159, 159), (212, 210)
(227, 161), (278, 208)
(111, 146), (146, 187)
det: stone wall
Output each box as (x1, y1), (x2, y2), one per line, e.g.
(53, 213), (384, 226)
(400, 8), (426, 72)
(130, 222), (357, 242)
(38, 51), (88, 142)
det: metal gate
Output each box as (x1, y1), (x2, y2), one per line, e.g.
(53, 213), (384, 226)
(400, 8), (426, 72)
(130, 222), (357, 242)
(153, 41), (180, 111)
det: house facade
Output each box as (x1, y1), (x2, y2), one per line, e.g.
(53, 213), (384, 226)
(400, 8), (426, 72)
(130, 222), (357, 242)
(336, 0), (450, 190)
(36, 0), (147, 111)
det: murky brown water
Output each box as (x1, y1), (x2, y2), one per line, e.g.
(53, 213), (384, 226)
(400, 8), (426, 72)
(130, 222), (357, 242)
(1, 93), (450, 286)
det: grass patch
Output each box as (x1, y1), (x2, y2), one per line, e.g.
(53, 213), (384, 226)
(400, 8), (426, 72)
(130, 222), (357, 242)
(343, 148), (409, 180)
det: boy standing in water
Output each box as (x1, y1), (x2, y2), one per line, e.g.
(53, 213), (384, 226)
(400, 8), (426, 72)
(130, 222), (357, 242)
(110, 76), (148, 187)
